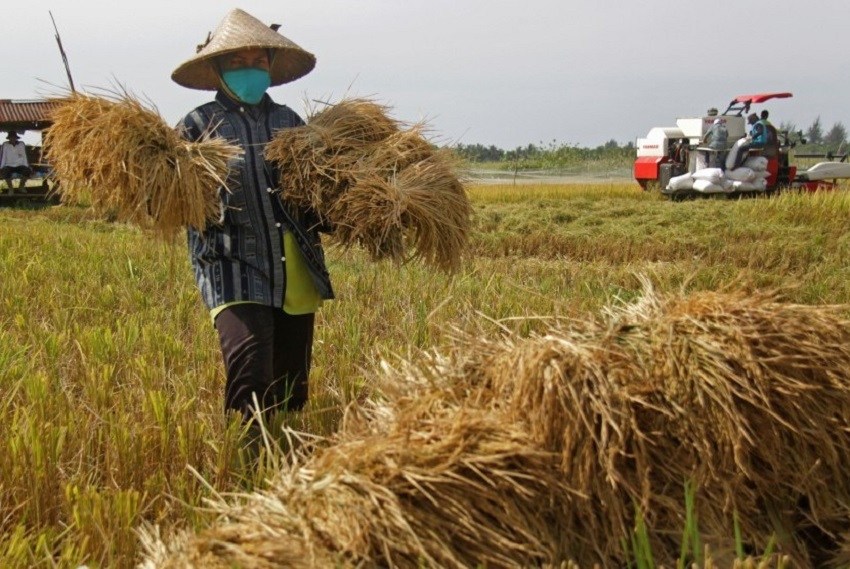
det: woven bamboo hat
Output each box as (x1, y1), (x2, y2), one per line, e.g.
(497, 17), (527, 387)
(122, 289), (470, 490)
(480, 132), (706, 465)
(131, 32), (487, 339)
(172, 8), (315, 90)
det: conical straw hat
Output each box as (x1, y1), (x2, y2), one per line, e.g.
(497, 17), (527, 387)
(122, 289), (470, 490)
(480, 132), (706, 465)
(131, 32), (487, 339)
(172, 8), (315, 90)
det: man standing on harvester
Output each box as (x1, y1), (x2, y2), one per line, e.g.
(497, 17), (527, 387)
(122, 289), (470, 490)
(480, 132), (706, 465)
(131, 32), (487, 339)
(702, 119), (728, 170)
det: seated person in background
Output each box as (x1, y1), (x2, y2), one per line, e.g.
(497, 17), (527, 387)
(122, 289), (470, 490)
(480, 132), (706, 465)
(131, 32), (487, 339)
(727, 114), (764, 171)
(702, 118), (728, 170)
(0, 131), (32, 191)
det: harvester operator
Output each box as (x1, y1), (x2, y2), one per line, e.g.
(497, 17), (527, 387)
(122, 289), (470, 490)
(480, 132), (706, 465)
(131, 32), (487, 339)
(172, 9), (334, 427)
(725, 113), (771, 170)
(747, 113), (769, 149)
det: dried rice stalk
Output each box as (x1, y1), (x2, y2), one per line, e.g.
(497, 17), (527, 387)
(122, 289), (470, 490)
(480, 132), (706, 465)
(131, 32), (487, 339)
(423, 286), (850, 566)
(143, 287), (850, 567)
(600, 286), (850, 564)
(265, 99), (399, 213)
(44, 91), (241, 238)
(265, 99), (470, 272)
(356, 286), (850, 566)
(140, 406), (570, 569)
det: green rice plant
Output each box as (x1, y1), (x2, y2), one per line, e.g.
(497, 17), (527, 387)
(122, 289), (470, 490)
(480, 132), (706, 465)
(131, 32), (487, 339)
(628, 501), (656, 569)
(624, 481), (701, 569)
(734, 509), (745, 561)
(624, 482), (790, 569)
(679, 479), (703, 569)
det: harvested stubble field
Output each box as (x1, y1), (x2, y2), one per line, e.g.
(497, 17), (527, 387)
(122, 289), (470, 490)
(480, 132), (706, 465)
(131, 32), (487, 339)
(2, 183), (850, 568)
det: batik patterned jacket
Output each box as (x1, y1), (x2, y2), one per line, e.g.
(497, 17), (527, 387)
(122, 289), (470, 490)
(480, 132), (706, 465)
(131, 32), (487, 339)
(179, 91), (334, 310)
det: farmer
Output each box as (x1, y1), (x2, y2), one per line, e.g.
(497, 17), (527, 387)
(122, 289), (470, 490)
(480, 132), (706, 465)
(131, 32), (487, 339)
(0, 131), (32, 191)
(702, 118), (728, 170)
(172, 9), (334, 425)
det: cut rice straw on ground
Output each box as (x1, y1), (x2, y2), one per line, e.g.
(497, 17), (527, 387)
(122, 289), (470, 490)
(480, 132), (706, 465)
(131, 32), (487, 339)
(265, 99), (471, 272)
(140, 409), (569, 569)
(44, 91), (240, 237)
(141, 285), (850, 568)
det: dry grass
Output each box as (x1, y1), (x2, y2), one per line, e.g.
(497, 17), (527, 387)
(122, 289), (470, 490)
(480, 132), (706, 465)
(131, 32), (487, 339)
(43, 91), (240, 237)
(140, 284), (850, 568)
(265, 99), (471, 272)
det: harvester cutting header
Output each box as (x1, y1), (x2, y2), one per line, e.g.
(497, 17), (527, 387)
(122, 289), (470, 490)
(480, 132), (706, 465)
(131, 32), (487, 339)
(633, 92), (850, 199)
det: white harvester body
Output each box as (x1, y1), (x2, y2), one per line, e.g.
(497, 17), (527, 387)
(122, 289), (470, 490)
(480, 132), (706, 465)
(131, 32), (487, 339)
(634, 92), (850, 197)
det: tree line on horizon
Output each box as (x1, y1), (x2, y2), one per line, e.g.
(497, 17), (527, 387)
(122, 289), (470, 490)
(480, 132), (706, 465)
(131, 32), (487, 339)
(453, 117), (849, 168)
(452, 139), (634, 169)
(780, 117), (848, 154)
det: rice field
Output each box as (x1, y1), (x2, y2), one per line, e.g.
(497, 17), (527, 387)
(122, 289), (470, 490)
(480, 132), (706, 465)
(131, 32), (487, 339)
(1, 183), (850, 567)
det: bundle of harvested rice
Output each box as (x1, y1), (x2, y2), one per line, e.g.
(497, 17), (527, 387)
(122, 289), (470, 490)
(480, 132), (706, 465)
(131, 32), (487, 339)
(140, 406), (572, 569)
(44, 91), (240, 237)
(265, 99), (470, 272)
(141, 287), (850, 568)
(435, 286), (850, 566)
(601, 287), (850, 565)
(265, 99), (401, 213)
(347, 286), (850, 566)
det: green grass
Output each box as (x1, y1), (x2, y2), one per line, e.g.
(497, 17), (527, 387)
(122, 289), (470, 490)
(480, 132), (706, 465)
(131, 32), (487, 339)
(0, 184), (848, 567)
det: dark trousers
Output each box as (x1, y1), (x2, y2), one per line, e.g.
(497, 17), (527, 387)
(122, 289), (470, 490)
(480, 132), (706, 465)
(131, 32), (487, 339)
(705, 150), (727, 170)
(0, 165), (32, 188)
(214, 303), (315, 421)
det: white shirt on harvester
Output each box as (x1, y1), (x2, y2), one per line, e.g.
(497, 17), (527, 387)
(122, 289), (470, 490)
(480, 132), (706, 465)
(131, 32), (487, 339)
(0, 141), (28, 168)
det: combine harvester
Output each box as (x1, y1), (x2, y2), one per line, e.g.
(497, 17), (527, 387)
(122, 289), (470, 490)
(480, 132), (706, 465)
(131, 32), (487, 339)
(633, 92), (850, 199)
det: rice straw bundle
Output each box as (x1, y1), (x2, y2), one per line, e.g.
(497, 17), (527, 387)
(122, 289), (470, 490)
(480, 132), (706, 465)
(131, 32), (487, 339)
(265, 99), (470, 272)
(142, 287), (850, 567)
(264, 100), (399, 216)
(600, 287), (850, 564)
(141, 407), (571, 569)
(44, 91), (241, 237)
(435, 286), (850, 566)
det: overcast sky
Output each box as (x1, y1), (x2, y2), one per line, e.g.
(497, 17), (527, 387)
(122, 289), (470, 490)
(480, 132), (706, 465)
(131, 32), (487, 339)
(6, 1), (850, 149)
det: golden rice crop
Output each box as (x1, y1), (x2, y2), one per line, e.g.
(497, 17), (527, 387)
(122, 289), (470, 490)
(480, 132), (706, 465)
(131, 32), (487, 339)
(140, 408), (570, 569)
(265, 99), (471, 272)
(43, 91), (240, 237)
(438, 285), (850, 566)
(141, 286), (850, 567)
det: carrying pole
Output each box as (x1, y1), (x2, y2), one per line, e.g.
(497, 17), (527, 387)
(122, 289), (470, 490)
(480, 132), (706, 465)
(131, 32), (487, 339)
(49, 11), (76, 93)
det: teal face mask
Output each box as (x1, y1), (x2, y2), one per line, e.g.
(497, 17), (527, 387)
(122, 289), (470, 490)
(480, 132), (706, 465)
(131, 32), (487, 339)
(221, 68), (271, 105)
